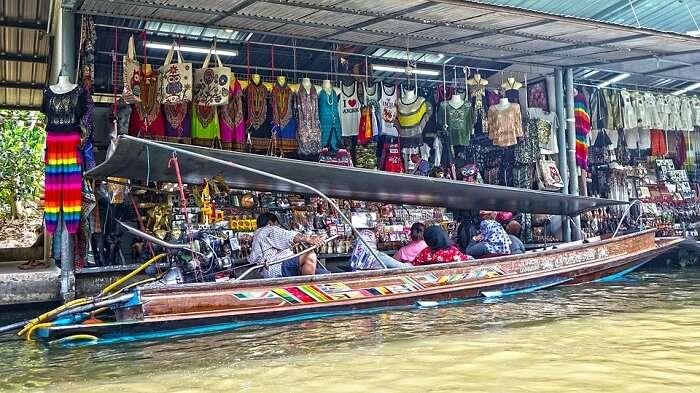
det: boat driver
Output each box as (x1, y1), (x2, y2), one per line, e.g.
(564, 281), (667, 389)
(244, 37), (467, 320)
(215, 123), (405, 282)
(249, 213), (327, 278)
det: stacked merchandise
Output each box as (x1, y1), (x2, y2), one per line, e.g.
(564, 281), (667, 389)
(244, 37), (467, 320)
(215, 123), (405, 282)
(88, 178), (452, 268)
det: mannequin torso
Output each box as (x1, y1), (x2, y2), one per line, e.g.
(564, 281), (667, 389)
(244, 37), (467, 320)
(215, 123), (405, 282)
(448, 93), (464, 108)
(501, 77), (522, 91)
(50, 75), (78, 94)
(322, 79), (334, 95)
(495, 97), (511, 110)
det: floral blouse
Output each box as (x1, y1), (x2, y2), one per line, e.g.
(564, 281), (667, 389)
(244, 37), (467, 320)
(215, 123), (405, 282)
(412, 245), (471, 266)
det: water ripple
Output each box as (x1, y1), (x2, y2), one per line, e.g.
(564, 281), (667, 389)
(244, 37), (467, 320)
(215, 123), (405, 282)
(1, 268), (699, 392)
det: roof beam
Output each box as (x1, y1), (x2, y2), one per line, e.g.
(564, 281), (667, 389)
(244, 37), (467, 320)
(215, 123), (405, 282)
(0, 53), (49, 63)
(0, 19), (49, 31)
(0, 104), (41, 111)
(318, 2), (436, 39)
(207, 0), (258, 26)
(501, 33), (652, 60)
(0, 82), (45, 90)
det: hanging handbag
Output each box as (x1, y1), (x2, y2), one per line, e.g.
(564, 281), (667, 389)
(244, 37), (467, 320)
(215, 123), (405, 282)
(381, 136), (404, 173)
(537, 159), (564, 191)
(193, 43), (231, 106)
(319, 127), (353, 167)
(158, 41), (193, 105)
(122, 35), (141, 104)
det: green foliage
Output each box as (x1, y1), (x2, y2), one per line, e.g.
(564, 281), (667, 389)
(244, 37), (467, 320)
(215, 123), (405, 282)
(0, 110), (46, 217)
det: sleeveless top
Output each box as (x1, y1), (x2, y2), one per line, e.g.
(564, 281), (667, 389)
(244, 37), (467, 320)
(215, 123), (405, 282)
(297, 85), (321, 156)
(379, 84), (398, 136)
(339, 82), (361, 136)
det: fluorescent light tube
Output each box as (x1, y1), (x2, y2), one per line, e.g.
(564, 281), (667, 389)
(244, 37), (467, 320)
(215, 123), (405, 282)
(597, 73), (630, 88)
(372, 64), (440, 76)
(672, 82), (700, 96)
(582, 69), (600, 78)
(146, 42), (238, 57)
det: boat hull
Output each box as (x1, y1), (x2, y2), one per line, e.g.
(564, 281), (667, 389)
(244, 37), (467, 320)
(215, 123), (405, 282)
(39, 231), (681, 344)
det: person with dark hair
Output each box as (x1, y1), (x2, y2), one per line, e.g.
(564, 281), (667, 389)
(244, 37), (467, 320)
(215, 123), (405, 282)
(505, 220), (525, 255)
(393, 222), (427, 263)
(412, 225), (472, 266)
(467, 210), (512, 257)
(248, 213), (326, 278)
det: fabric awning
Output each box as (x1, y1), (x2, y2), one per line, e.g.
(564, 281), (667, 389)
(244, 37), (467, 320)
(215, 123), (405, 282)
(87, 136), (626, 216)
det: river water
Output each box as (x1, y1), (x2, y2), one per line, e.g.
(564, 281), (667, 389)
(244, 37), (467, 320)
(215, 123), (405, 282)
(1, 265), (699, 393)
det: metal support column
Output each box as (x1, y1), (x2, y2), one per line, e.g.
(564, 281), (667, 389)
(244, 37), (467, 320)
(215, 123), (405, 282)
(555, 68), (570, 242)
(58, 8), (77, 302)
(565, 68), (581, 240)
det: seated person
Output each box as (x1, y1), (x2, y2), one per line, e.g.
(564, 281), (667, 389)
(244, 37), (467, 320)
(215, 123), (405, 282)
(467, 210), (512, 257)
(393, 223), (427, 263)
(350, 230), (412, 270)
(505, 220), (525, 255)
(413, 226), (472, 266)
(248, 213), (326, 278)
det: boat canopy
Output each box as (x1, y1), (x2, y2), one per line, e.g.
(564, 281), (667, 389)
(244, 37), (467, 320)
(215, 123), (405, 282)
(87, 136), (626, 216)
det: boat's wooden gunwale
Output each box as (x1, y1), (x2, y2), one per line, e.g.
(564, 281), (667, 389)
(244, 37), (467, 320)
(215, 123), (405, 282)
(141, 229), (659, 297)
(139, 233), (670, 322)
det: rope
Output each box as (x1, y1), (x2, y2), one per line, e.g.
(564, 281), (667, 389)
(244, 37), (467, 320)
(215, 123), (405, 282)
(246, 43), (250, 78)
(167, 153), (201, 281)
(129, 194), (156, 261)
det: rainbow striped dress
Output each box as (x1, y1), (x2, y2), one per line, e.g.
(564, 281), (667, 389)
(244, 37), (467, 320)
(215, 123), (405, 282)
(574, 92), (591, 170)
(41, 86), (87, 234)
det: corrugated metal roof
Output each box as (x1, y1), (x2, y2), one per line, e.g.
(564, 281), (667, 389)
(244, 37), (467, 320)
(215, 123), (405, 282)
(473, 0), (700, 34)
(0, 0), (53, 109)
(70, 0), (700, 94)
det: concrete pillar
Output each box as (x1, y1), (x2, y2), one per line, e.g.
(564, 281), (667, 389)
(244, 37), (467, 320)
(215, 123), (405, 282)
(555, 68), (570, 242)
(565, 68), (582, 240)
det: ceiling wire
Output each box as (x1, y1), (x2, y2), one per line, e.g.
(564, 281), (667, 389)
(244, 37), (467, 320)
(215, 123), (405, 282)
(682, 0), (700, 32)
(627, 0), (642, 28)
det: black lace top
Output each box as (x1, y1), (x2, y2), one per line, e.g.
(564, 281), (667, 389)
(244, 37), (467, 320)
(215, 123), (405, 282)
(41, 86), (87, 133)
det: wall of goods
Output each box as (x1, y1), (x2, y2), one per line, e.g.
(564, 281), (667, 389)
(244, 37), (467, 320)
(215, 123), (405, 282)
(576, 87), (700, 239)
(91, 178), (453, 269)
(43, 17), (700, 271)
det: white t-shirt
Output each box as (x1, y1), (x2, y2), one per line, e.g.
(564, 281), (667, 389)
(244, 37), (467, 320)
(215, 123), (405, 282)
(339, 81), (360, 137)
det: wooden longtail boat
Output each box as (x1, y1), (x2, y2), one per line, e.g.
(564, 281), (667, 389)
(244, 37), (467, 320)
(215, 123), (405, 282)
(25, 137), (683, 344)
(39, 230), (680, 344)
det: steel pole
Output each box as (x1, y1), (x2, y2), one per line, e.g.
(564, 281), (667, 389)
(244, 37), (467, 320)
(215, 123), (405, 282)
(565, 68), (581, 240)
(555, 68), (570, 242)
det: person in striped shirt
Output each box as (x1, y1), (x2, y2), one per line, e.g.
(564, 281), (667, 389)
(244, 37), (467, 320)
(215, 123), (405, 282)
(248, 213), (325, 278)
